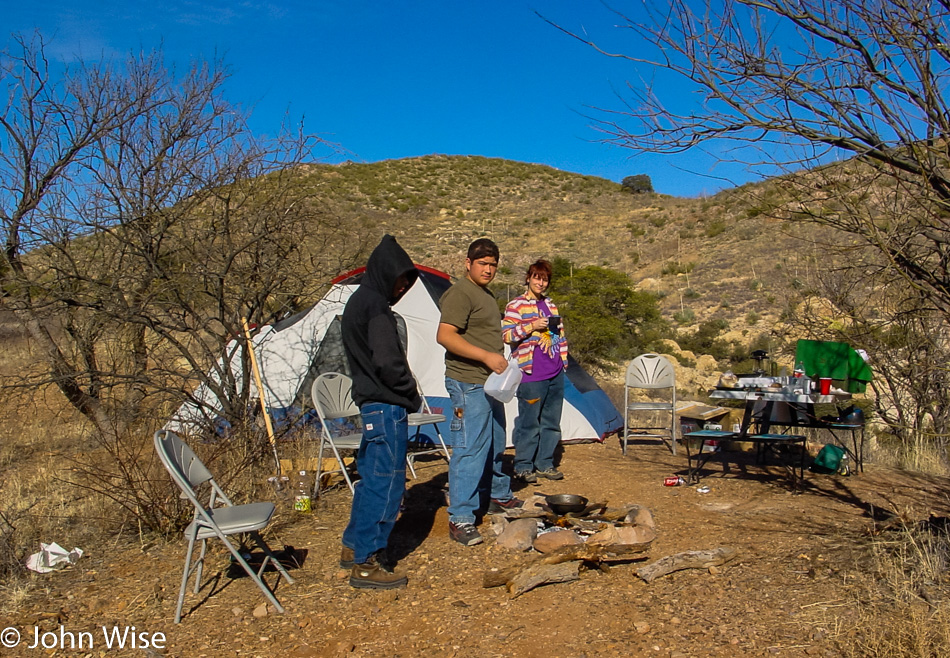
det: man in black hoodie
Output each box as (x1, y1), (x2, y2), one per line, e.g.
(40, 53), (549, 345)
(340, 235), (421, 589)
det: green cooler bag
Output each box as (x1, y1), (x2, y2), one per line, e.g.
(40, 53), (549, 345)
(811, 443), (846, 474)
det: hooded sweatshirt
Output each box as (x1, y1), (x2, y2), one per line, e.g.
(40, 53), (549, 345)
(341, 235), (423, 411)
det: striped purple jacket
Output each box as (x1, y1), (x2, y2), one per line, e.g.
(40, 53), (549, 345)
(501, 294), (569, 375)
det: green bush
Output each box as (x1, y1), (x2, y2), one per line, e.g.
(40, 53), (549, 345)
(673, 308), (696, 325)
(546, 258), (668, 368)
(675, 317), (738, 364)
(661, 261), (695, 276)
(705, 219), (727, 238)
(621, 174), (654, 194)
(672, 353), (696, 368)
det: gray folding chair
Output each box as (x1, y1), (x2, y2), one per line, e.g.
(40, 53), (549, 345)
(311, 372), (451, 488)
(153, 430), (294, 623)
(406, 396), (451, 478)
(310, 372), (364, 495)
(622, 353), (679, 455)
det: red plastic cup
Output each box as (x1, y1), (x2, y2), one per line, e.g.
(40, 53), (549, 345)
(819, 377), (832, 395)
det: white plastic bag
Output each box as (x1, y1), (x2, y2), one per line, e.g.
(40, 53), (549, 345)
(484, 359), (523, 403)
(25, 542), (83, 573)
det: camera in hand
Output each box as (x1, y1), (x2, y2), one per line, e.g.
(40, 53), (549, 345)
(547, 315), (561, 332)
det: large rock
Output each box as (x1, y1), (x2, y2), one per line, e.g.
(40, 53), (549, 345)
(615, 525), (658, 545)
(624, 504), (656, 529)
(488, 515), (509, 537)
(522, 494), (548, 513)
(588, 524), (657, 546)
(533, 529), (583, 553)
(695, 354), (719, 373)
(496, 518), (539, 551)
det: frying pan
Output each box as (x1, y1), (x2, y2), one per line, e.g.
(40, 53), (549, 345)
(545, 494), (589, 515)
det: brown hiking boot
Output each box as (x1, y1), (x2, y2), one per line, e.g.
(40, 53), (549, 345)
(340, 546), (355, 568)
(350, 553), (408, 589)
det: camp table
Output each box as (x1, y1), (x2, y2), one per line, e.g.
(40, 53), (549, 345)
(691, 382), (864, 478)
(683, 384), (838, 484)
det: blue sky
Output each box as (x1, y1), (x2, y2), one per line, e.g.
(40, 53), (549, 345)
(3, 0), (755, 197)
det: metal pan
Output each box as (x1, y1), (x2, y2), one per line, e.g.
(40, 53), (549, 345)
(545, 494), (589, 515)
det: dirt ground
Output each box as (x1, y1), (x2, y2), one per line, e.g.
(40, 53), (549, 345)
(10, 438), (950, 658)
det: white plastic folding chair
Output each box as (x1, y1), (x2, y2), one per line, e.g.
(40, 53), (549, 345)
(622, 353), (679, 455)
(154, 430), (294, 623)
(310, 372), (364, 495)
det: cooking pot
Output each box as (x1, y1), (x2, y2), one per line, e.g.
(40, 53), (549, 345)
(545, 494), (589, 515)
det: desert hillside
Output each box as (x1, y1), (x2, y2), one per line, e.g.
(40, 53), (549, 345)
(293, 156), (829, 343)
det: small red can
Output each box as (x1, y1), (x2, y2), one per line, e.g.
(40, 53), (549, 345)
(664, 476), (685, 486)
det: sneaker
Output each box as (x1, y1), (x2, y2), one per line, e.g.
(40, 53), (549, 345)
(449, 521), (483, 546)
(349, 553), (408, 589)
(487, 497), (525, 514)
(514, 470), (538, 484)
(340, 546), (355, 568)
(536, 468), (564, 481)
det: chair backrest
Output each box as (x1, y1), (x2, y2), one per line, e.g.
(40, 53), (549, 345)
(155, 429), (214, 491)
(626, 353), (675, 389)
(311, 372), (359, 421)
(407, 364), (430, 413)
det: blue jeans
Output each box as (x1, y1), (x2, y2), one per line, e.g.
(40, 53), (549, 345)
(512, 371), (565, 474)
(341, 403), (408, 564)
(445, 377), (512, 525)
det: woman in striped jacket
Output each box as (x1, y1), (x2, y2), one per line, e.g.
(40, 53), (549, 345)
(502, 259), (570, 483)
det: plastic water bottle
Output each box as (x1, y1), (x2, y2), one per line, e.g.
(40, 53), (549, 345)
(837, 454), (852, 476)
(293, 470), (312, 512)
(269, 474), (292, 504)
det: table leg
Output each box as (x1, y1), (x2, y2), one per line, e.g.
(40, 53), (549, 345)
(856, 427), (865, 473)
(738, 402), (755, 439)
(756, 401), (775, 435)
(686, 436), (708, 483)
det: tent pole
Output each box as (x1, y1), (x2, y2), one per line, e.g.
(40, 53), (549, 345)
(242, 317), (281, 475)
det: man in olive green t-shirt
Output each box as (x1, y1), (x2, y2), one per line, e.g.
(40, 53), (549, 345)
(437, 238), (522, 546)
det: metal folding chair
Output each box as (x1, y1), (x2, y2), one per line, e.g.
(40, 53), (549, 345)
(153, 430), (294, 623)
(310, 372), (363, 495)
(406, 395), (451, 478)
(311, 372), (452, 489)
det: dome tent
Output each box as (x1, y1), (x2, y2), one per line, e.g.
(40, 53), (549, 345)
(166, 266), (623, 446)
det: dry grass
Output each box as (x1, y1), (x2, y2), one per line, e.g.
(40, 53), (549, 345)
(0, 338), (96, 587)
(841, 520), (950, 657)
(872, 437), (950, 478)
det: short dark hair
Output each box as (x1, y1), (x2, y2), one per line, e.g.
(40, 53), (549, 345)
(467, 238), (499, 262)
(525, 259), (553, 284)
